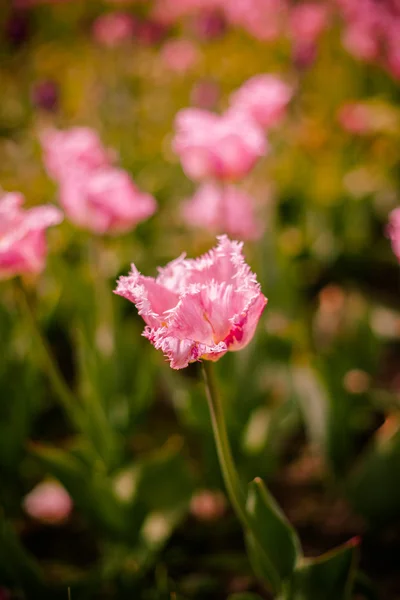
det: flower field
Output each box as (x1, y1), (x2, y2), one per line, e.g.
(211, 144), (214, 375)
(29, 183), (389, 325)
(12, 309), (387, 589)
(1, 1), (400, 599)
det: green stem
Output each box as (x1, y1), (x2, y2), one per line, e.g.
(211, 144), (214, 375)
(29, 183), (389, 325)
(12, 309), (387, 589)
(202, 362), (283, 593)
(201, 361), (250, 530)
(14, 279), (81, 426)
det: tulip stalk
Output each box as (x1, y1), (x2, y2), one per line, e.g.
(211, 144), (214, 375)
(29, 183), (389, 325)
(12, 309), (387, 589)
(201, 361), (249, 528)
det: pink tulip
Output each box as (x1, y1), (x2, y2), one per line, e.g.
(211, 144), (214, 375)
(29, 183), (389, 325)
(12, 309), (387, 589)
(59, 167), (156, 235)
(161, 39), (200, 73)
(41, 127), (112, 183)
(172, 109), (267, 181)
(387, 208), (400, 262)
(0, 192), (63, 280)
(115, 235), (267, 369)
(229, 75), (293, 129)
(92, 12), (136, 47)
(23, 481), (72, 525)
(289, 3), (329, 45)
(183, 182), (262, 240)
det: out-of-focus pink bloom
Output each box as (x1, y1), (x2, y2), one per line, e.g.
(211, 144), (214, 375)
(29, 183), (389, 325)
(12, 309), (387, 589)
(224, 0), (287, 41)
(41, 127), (112, 183)
(60, 167), (156, 235)
(289, 3), (329, 45)
(337, 102), (371, 134)
(190, 489), (226, 521)
(135, 18), (167, 45)
(183, 182), (262, 240)
(92, 12), (136, 47)
(290, 3), (329, 67)
(115, 235), (267, 369)
(337, 0), (400, 79)
(387, 208), (400, 262)
(229, 75), (293, 129)
(192, 9), (227, 40)
(161, 39), (200, 73)
(23, 481), (72, 525)
(0, 192), (63, 280)
(152, 0), (223, 25)
(191, 79), (220, 110)
(173, 109), (267, 181)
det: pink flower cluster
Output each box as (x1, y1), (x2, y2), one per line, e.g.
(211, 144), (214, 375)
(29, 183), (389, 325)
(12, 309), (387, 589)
(92, 11), (167, 47)
(338, 0), (400, 80)
(152, 0), (287, 42)
(41, 127), (156, 235)
(0, 192), (63, 280)
(115, 235), (267, 369)
(174, 74), (291, 239)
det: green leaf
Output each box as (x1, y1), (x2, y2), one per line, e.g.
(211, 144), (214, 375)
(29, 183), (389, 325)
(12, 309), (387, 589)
(348, 425), (400, 524)
(246, 477), (302, 589)
(0, 516), (44, 594)
(284, 538), (359, 600)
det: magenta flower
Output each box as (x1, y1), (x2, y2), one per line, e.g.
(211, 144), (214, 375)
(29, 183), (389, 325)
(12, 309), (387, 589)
(0, 192), (63, 280)
(229, 75), (293, 130)
(115, 236), (267, 369)
(59, 167), (157, 235)
(41, 127), (112, 183)
(23, 481), (73, 525)
(173, 109), (267, 181)
(183, 182), (262, 240)
(387, 208), (400, 262)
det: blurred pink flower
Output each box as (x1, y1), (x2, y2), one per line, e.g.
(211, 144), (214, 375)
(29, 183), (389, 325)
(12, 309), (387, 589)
(229, 75), (293, 129)
(60, 167), (156, 235)
(161, 39), (200, 73)
(289, 3), (329, 44)
(152, 0), (223, 25)
(115, 235), (267, 369)
(183, 182), (262, 240)
(224, 0), (287, 41)
(387, 208), (400, 262)
(190, 489), (226, 521)
(173, 109), (267, 181)
(290, 2), (329, 67)
(191, 79), (220, 110)
(92, 12), (136, 47)
(337, 102), (371, 134)
(337, 0), (400, 79)
(0, 192), (63, 280)
(135, 19), (167, 45)
(41, 127), (112, 183)
(23, 481), (72, 525)
(192, 9), (227, 40)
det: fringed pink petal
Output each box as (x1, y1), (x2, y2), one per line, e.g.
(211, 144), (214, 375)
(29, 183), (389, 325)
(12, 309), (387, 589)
(115, 266), (179, 328)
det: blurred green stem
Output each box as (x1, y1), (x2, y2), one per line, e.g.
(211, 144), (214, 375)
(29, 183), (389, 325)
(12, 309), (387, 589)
(14, 279), (80, 425)
(201, 361), (250, 530)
